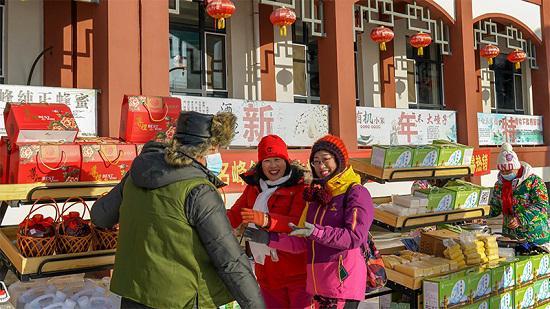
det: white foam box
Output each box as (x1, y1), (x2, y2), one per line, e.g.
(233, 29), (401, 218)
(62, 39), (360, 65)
(392, 195), (428, 208)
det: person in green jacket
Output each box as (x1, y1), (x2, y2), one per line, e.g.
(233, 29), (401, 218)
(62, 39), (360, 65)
(490, 143), (550, 250)
(91, 111), (265, 309)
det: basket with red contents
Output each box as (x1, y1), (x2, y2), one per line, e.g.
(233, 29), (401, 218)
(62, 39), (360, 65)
(91, 193), (118, 250)
(56, 197), (93, 254)
(16, 198), (59, 257)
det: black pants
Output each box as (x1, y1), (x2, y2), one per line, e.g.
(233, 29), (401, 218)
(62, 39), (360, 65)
(121, 297), (153, 309)
(313, 295), (360, 309)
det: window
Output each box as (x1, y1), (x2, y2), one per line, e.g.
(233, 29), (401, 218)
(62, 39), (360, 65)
(169, 1), (227, 97)
(492, 54), (524, 114)
(292, 21), (319, 104)
(406, 41), (444, 109)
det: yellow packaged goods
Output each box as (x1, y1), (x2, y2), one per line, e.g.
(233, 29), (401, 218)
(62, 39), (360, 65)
(382, 255), (402, 269)
(467, 257), (482, 265)
(394, 263), (424, 277)
(487, 254), (499, 261)
(445, 249), (464, 260)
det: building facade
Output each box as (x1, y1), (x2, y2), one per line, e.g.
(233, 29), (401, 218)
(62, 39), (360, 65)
(2, 0), (550, 196)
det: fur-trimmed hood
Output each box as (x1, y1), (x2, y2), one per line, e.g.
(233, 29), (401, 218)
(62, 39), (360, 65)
(239, 161), (308, 189)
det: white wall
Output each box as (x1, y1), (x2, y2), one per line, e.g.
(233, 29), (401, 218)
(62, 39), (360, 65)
(5, 0), (43, 86)
(357, 25), (381, 107)
(472, 0), (542, 41)
(433, 0), (455, 21)
(393, 19), (412, 109)
(273, 27), (294, 103)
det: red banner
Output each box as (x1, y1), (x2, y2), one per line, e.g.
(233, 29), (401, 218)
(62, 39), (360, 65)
(471, 148), (491, 176)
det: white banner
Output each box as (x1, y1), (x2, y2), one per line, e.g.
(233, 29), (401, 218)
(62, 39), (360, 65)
(0, 85), (97, 137)
(175, 96), (329, 147)
(356, 107), (457, 145)
(478, 113), (544, 145)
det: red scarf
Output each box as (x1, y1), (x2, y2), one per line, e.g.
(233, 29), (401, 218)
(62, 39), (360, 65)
(501, 166), (524, 216)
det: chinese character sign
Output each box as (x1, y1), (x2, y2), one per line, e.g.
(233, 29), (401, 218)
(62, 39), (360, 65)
(471, 148), (491, 176)
(0, 85), (97, 137)
(477, 113), (543, 146)
(356, 107), (457, 146)
(177, 96), (329, 147)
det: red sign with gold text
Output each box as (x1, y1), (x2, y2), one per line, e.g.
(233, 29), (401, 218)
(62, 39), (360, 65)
(471, 148), (491, 176)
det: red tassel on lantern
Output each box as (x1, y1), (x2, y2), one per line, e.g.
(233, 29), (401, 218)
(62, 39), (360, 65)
(270, 7), (297, 37)
(480, 44), (500, 66)
(410, 32), (432, 56)
(370, 26), (394, 51)
(206, 0), (236, 30)
(507, 49), (527, 70)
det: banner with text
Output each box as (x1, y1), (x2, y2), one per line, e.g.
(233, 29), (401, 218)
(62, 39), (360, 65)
(0, 85), (97, 137)
(356, 107), (457, 146)
(477, 113), (543, 146)
(176, 96), (329, 147)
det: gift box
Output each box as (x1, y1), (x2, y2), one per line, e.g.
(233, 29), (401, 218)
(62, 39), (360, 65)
(75, 137), (121, 144)
(412, 145), (440, 167)
(446, 180), (492, 206)
(487, 259), (516, 293)
(80, 142), (137, 181)
(432, 141), (474, 166)
(0, 137), (9, 184)
(468, 267), (492, 301)
(4, 103), (79, 143)
(414, 188), (456, 212)
(136, 143), (145, 155)
(119, 95), (181, 143)
(8, 143), (81, 184)
(371, 145), (413, 169)
(490, 290), (514, 309)
(535, 253), (550, 279)
(423, 269), (470, 308)
(515, 284), (536, 309)
(517, 256), (536, 286)
(444, 185), (480, 209)
(534, 278), (550, 304)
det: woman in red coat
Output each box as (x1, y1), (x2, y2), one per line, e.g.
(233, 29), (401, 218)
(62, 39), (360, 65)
(227, 135), (311, 308)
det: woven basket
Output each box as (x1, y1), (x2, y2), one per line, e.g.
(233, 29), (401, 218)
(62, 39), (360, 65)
(56, 197), (93, 254)
(16, 198), (59, 257)
(92, 227), (118, 250)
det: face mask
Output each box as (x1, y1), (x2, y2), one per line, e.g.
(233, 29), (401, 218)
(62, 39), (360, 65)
(502, 173), (516, 181)
(205, 153), (223, 176)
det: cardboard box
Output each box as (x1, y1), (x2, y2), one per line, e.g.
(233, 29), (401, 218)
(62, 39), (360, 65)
(517, 256), (536, 286)
(80, 143), (137, 182)
(468, 267), (492, 301)
(446, 180), (492, 206)
(463, 299), (490, 309)
(490, 291), (514, 309)
(423, 269), (470, 309)
(0, 137), (9, 184)
(515, 284), (536, 309)
(488, 259), (516, 293)
(537, 304), (550, 309)
(119, 95), (181, 143)
(533, 278), (550, 304)
(8, 143), (81, 184)
(419, 229), (460, 257)
(3, 102), (79, 143)
(371, 145), (413, 169)
(412, 145), (440, 167)
(534, 254), (550, 279)
(432, 140), (474, 165)
(444, 185), (481, 209)
(434, 144), (464, 167)
(414, 188), (456, 212)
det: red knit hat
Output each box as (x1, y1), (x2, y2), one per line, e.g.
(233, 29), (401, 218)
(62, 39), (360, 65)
(258, 135), (290, 162)
(310, 135), (349, 174)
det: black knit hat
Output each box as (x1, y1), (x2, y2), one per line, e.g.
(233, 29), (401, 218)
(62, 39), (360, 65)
(174, 111), (214, 146)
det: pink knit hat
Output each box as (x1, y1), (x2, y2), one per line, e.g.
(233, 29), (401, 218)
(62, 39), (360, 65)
(497, 143), (521, 171)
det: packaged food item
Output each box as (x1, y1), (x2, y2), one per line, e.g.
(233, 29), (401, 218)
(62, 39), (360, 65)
(489, 290), (514, 309)
(433, 144), (464, 167)
(533, 253), (550, 279)
(462, 299), (490, 309)
(488, 259), (516, 293)
(432, 140), (474, 166)
(379, 203), (418, 216)
(423, 269), (470, 309)
(517, 256), (535, 286)
(370, 145), (414, 169)
(413, 188), (456, 212)
(444, 184), (480, 209)
(467, 267), (492, 301)
(534, 278), (550, 304)
(412, 145), (440, 167)
(392, 195), (428, 208)
(514, 284), (536, 309)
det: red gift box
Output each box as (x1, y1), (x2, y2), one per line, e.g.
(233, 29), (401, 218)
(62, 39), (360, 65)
(136, 143), (145, 155)
(80, 143), (137, 181)
(76, 137), (121, 144)
(9, 143), (81, 184)
(119, 95), (181, 143)
(4, 103), (79, 143)
(0, 137), (9, 184)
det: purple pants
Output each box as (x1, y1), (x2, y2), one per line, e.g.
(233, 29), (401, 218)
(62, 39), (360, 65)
(261, 281), (312, 309)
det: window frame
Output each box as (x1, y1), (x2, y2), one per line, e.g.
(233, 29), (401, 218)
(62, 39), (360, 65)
(406, 40), (445, 110)
(292, 21), (320, 104)
(204, 31), (228, 93)
(491, 54), (525, 114)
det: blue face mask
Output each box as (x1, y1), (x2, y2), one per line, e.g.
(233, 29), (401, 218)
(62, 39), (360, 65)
(502, 173), (516, 181)
(205, 153), (223, 176)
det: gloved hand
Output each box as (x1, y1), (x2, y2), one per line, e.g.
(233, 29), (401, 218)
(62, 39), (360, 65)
(507, 217), (520, 229)
(289, 222), (315, 237)
(241, 208), (269, 228)
(244, 227), (270, 244)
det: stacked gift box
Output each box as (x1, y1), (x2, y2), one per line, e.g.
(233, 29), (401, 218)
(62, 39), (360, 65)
(0, 95), (181, 184)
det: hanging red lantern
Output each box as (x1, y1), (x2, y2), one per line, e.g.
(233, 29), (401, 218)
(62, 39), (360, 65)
(270, 7), (296, 37)
(507, 49), (527, 70)
(206, 0), (236, 30)
(409, 32), (432, 56)
(370, 26), (394, 51)
(480, 44), (500, 66)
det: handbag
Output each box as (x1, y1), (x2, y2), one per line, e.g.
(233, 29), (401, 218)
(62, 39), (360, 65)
(343, 184), (387, 292)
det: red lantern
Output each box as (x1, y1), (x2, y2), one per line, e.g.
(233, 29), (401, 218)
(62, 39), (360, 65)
(480, 44), (500, 66)
(270, 7), (297, 37)
(370, 26), (394, 51)
(409, 32), (432, 56)
(206, 0), (236, 30)
(507, 49), (527, 70)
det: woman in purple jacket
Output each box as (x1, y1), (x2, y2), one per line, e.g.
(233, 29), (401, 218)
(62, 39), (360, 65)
(245, 135), (374, 309)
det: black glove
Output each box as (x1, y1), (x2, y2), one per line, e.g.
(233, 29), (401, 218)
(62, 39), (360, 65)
(244, 227), (269, 245)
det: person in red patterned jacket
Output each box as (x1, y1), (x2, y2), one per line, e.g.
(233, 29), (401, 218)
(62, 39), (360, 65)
(227, 135), (311, 308)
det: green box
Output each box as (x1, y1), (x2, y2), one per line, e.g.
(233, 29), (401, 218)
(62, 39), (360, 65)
(371, 145), (413, 169)
(468, 267), (492, 301)
(534, 278), (550, 304)
(445, 180), (492, 206)
(517, 256), (536, 286)
(515, 284), (536, 309)
(432, 140), (474, 165)
(445, 185), (481, 209)
(488, 260), (516, 293)
(463, 299), (490, 309)
(423, 269), (470, 308)
(414, 188), (456, 212)
(537, 304), (550, 309)
(490, 290), (514, 309)
(412, 145), (440, 167)
(534, 254), (550, 279)
(434, 144), (464, 166)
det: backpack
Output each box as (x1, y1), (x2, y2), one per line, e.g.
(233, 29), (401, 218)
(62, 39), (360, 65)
(343, 184), (387, 293)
